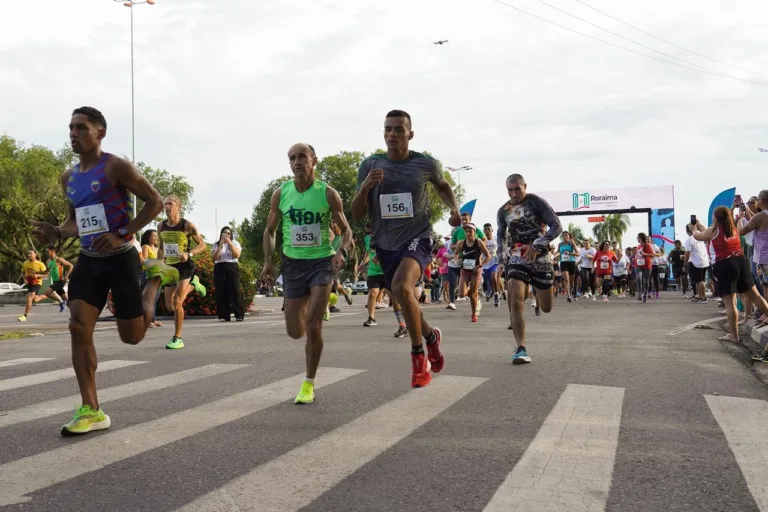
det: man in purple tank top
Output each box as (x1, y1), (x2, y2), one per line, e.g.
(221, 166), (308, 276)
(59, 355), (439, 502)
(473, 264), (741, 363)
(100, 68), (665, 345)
(32, 106), (179, 436)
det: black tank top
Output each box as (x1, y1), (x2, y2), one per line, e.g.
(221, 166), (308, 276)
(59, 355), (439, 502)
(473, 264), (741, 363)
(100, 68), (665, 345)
(461, 240), (481, 269)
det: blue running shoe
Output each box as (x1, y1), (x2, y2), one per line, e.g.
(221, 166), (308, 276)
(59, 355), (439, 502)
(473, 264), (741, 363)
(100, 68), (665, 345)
(512, 346), (531, 364)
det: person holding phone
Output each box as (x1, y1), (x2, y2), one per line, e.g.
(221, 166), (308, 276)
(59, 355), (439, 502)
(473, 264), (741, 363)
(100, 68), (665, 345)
(212, 226), (244, 322)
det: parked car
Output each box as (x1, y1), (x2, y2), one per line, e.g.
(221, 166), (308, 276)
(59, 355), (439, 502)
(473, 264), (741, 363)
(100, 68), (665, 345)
(351, 281), (368, 295)
(0, 282), (26, 296)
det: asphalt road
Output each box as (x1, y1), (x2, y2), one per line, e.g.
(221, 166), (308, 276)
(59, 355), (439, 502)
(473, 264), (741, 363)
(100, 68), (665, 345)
(1, 292), (767, 512)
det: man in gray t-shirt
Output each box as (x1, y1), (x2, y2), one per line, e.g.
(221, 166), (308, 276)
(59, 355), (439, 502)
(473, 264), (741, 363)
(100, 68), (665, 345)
(351, 109), (460, 391)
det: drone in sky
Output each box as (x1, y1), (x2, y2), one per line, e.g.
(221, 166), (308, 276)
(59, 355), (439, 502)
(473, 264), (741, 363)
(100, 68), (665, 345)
(433, 40), (448, 45)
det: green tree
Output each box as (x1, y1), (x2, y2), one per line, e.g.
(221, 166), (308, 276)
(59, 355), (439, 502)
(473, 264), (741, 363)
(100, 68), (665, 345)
(239, 176), (292, 270)
(566, 222), (586, 245)
(135, 163), (195, 219)
(604, 213), (631, 248)
(0, 136), (78, 271)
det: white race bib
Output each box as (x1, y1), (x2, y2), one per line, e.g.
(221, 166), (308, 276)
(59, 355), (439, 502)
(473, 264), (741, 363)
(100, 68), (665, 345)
(75, 204), (108, 236)
(659, 272), (666, 278)
(560, 251), (570, 262)
(290, 224), (321, 247)
(636, 257), (645, 266)
(380, 193), (413, 219)
(600, 261), (609, 270)
(164, 243), (181, 258)
(462, 259), (477, 270)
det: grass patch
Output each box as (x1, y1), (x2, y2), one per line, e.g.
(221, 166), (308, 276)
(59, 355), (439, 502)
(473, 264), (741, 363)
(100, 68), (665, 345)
(0, 331), (31, 341)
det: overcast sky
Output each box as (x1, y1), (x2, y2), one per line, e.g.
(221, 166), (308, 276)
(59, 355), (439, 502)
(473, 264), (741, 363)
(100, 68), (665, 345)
(2, 0), (766, 248)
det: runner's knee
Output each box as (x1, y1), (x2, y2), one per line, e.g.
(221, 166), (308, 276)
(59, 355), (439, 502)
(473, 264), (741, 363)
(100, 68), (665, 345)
(69, 316), (93, 341)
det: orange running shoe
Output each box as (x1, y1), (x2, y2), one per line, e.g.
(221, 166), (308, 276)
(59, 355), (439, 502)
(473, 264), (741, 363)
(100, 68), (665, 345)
(471, 314), (478, 323)
(426, 327), (444, 373)
(411, 352), (432, 388)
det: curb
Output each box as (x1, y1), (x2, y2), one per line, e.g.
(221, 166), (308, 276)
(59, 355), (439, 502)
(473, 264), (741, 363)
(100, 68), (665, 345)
(747, 322), (768, 349)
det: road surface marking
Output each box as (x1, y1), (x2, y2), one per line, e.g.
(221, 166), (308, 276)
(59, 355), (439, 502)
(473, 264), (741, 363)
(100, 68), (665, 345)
(706, 395), (768, 511)
(0, 360), (147, 393)
(177, 375), (487, 512)
(666, 317), (723, 335)
(484, 384), (625, 512)
(0, 367), (363, 506)
(0, 358), (54, 369)
(0, 364), (249, 428)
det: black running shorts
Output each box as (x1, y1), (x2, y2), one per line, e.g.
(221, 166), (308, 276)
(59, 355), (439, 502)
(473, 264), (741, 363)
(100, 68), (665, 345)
(506, 260), (555, 290)
(68, 250), (143, 319)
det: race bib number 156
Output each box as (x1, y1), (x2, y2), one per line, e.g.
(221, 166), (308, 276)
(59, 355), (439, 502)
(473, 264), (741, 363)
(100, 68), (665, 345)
(380, 193), (413, 219)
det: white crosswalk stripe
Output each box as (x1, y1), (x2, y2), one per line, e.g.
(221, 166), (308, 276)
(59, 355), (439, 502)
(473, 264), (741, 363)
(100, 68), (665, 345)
(177, 375), (488, 512)
(0, 367), (363, 506)
(0, 363), (249, 428)
(0, 357), (55, 369)
(0, 359), (147, 392)
(484, 384), (625, 512)
(705, 395), (768, 512)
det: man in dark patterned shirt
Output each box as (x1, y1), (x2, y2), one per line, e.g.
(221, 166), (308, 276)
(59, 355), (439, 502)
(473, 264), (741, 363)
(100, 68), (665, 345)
(496, 174), (562, 364)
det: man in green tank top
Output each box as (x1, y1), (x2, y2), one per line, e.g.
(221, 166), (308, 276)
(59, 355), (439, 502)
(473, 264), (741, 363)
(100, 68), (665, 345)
(35, 245), (73, 313)
(261, 143), (352, 405)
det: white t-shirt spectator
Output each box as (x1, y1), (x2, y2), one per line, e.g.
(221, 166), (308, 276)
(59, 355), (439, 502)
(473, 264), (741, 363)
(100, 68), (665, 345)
(650, 243), (662, 265)
(212, 240), (241, 264)
(612, 254), (630, 276)
(683, 235), (710, 269)
(579, 247), (596, 268)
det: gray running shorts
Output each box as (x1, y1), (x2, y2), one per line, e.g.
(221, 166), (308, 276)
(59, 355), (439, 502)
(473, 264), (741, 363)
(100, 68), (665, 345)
(282, 256), (335, 299)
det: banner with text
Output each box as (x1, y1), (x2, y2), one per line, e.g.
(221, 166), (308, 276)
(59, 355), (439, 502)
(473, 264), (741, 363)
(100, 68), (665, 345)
(538, 185), (674, 214)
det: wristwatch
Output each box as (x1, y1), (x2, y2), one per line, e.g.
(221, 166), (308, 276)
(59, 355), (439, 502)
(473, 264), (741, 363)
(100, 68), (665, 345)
(117, 228), (132, 241)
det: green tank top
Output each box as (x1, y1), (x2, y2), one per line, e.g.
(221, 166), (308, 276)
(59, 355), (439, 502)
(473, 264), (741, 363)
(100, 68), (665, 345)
(280, 179), (335, 260)
(160, 219), (190, 265)
(365, 235), (383, 276)
(47, 259), (62, 282)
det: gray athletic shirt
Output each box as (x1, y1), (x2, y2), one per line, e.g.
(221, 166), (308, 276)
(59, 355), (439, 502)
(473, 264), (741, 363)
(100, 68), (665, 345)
(496, 193), (563, 263)
(357, 151), (441, 251)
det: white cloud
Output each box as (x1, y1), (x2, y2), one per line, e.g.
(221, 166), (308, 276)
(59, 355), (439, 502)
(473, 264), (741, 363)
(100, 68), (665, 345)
(2, 0), (767, 247)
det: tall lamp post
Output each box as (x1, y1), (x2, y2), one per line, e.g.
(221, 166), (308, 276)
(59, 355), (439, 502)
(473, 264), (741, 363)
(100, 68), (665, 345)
(446, 165), (472, 189)
(115, 0), (155, 219)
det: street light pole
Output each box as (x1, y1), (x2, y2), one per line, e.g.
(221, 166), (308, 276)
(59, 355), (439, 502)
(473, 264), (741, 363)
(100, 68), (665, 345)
(446, 165), (472, 189)
(115, 0), (155, 219)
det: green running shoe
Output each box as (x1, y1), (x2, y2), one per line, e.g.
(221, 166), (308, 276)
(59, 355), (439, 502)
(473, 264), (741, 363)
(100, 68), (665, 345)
(190, 275), (207, 297)
(144, 259), (179, 287)
(294, 380), (315, 404)
(166, 336), (184, 350)
(61, 404), (111, 436)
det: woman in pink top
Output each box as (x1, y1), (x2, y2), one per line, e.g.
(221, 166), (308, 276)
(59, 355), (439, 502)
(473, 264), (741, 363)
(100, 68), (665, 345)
(693, 206), (768, 343)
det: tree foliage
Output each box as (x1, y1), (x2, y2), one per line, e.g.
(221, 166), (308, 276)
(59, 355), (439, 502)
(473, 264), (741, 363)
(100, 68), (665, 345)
(0, 136), (78, 275)
(136, 163), (195, 219)
(566, 222), (586, 245)
(592, 213), (631, 247)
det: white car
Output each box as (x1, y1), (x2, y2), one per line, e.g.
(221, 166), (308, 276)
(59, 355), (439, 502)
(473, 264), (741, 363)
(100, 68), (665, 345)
(0, 282), (26, 296)
(351, 281), (368, 295)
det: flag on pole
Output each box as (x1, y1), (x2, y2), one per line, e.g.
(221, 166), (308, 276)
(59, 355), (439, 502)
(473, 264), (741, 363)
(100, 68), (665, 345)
(460, 199), (476, 217)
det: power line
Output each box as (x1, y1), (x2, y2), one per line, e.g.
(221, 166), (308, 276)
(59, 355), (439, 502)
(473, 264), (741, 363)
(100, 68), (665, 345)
(573, 0), (766, 77)
(533, 0), (722, 75)
(489, 0), (768, 88)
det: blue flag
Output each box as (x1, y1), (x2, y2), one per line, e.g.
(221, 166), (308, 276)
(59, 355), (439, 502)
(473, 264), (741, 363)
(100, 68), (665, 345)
(707, 188), (735, 226)
(460, 199), (476, 217)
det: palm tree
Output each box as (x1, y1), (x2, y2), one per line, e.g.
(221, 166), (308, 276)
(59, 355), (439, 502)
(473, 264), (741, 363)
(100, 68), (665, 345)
(567, 223), (586, 244)
(604, 213), (631, 248)
(592, 222), (608, 242)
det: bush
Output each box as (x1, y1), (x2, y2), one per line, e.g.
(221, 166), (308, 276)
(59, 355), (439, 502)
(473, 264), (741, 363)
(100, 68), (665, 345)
(108, 249), (258, 317)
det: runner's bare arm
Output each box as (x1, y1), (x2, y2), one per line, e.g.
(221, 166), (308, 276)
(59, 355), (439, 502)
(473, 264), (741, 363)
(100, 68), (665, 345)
(262, 189), (282, 266)
(478, 239), (491, 266)
(327, 187), (353, 253)
(739, 211), (767, 236)
(454, 240), (464, 262)
(107, 157), (163, 236)
(58, 257), (74, 278)
(428, 165), (460, 223)
(692, 225), (715, 242)
(184, 221), (206, 257)
(157, 227), (165, 260)
(496, 205), (507, 254)
(352, 161), (381, 220)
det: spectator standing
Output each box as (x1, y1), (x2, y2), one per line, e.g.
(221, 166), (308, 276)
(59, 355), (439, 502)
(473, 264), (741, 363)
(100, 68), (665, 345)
(212, 226), (245, 322)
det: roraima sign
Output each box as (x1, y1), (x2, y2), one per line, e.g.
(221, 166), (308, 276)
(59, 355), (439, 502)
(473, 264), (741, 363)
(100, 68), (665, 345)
(572, 193), (619, 211)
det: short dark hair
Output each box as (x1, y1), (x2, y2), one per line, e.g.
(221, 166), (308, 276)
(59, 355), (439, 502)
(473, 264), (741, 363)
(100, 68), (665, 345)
(46, 245), (56, 252)
(507, 173), (525, 184)
(483, 223), (492, 229)
(386, 110), (411, 128)
(72, 106), (107, 129)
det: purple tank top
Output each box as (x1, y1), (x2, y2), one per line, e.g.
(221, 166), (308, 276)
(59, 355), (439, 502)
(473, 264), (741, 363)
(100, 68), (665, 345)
(754, 213), (768, 264)
(66, 153), (131, 253)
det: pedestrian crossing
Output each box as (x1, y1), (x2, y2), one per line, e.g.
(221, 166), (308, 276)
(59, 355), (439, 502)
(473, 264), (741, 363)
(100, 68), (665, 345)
(1, 356), (767, 511)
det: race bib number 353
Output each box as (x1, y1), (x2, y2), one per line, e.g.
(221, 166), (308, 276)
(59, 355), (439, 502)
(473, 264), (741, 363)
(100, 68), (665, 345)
(291, 224), (321, 247)
(75, 204), (108, 236)
(380, 193), (413, 219)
